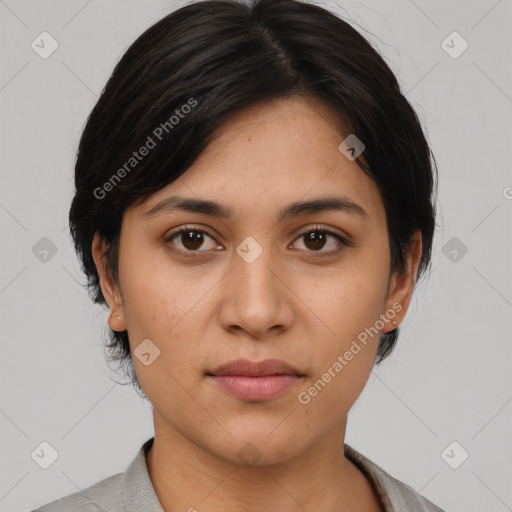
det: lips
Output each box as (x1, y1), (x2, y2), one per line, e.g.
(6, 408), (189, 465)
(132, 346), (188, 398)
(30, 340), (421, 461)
(206, 358), (305, 402)
(207, 358), (304, 377)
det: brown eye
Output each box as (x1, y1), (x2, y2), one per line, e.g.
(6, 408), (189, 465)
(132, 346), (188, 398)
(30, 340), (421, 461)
(291, 227), (349, 254)
(165, 227), (220, 255)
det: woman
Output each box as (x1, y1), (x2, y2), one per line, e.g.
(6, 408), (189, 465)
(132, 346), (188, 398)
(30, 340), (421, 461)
(33, 0), (444, 510)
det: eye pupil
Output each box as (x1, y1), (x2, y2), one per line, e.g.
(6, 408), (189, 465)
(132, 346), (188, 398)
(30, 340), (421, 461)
(182, 231), (204, 250)
(304, 232), (326, 251)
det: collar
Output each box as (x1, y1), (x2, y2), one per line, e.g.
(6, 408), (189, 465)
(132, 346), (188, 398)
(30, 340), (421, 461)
(123, 437), (164, 511)
(344, 443), (439, 511)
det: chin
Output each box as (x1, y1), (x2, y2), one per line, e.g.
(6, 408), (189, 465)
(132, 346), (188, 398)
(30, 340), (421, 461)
(208, 428), (309, 467)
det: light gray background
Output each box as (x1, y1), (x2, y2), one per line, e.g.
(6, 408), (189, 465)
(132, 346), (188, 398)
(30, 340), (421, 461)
(1, 1), (511, 511)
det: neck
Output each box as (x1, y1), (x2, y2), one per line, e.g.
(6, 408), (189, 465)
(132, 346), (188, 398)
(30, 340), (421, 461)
(146, 412), (382, 512)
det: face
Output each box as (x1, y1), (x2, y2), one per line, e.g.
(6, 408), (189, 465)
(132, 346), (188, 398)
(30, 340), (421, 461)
(93, 95), (421, 466)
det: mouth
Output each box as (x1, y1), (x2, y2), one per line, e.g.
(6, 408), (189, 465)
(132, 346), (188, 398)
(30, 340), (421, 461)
(206, 358), (306, 402)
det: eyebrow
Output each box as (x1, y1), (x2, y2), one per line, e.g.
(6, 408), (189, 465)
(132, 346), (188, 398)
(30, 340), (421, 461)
(143, 195), (368, 221)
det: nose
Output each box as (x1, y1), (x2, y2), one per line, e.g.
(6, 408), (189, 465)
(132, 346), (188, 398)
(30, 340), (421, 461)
(217, 241), (294, 339)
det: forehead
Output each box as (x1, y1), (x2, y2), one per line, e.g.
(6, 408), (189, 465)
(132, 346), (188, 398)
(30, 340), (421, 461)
(201, 95), (350, 160)
(133, 96), (383, 223)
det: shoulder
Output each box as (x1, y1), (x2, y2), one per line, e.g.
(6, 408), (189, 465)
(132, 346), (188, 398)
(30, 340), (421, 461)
(374, 469), (445, 512)
(30, 472), (125, 512)
(344, 444), (446, 512)
(30, 437), (160, 512)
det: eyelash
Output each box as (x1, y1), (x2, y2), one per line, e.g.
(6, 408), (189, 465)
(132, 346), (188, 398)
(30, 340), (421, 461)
(164, 224), (350, 258)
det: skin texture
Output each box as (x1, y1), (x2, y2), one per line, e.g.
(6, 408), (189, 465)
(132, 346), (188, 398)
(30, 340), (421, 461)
(92, 95), (422, 512)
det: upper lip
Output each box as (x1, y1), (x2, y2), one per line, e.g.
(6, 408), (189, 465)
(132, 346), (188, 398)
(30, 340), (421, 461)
(208, 358), (304, 377)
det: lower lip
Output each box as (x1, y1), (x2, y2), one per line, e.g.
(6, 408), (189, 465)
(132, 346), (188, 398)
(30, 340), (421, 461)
(208, 375), (302, 401)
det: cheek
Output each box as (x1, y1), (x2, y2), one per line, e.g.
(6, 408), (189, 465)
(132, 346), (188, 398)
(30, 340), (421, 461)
(295, 252), (389, 408)
(296, 293), (382, 423)
(118, 246), (194, 334)
(121, 262), (203, 413)
(307, 254), (389, 342)
(118, 249), (216, 379)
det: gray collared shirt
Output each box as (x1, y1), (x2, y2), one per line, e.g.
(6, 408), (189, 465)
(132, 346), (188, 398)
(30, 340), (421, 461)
(32, 437), (446, 511)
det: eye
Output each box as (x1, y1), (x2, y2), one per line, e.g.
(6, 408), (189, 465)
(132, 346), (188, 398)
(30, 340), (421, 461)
(290, 225), (350, 255)
(164, 226), (221, 256)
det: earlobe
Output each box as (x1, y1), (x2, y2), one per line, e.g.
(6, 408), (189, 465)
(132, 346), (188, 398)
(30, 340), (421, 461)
(382, 230), (423, 333)
(107, 307), (126, 332)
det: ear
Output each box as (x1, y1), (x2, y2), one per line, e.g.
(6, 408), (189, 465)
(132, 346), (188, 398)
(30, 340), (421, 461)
(381, 230), (422, 333)
(91, 232), (126, 332)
